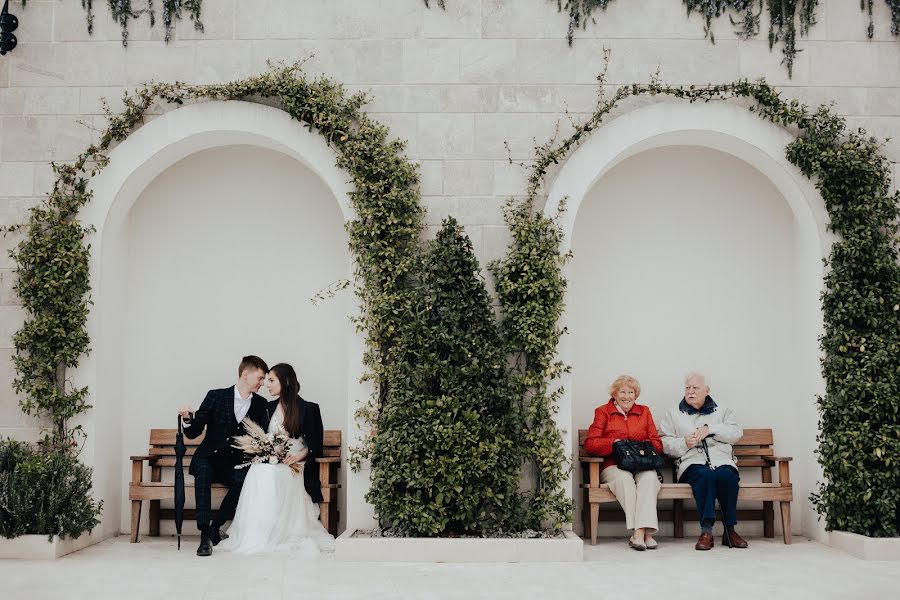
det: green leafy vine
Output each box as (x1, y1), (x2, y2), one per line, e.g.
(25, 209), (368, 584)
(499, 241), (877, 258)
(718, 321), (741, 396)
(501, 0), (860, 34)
(545, 1), (900, 78)
(20, 0), (203, 46)
(7, 61), (574, 536)
(519, 64), (900, 537)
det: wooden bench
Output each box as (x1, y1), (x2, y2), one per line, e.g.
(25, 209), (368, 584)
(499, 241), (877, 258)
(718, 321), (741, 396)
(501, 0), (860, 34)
(579, 428), (792, 545)
(129, 428), (342, 542)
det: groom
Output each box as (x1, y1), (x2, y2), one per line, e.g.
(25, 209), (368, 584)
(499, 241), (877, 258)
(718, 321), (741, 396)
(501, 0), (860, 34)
(178, 355), (270, 557)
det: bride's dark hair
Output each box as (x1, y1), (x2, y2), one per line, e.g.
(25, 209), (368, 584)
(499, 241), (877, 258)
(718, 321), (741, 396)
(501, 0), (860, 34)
(270, 363), (301, 437)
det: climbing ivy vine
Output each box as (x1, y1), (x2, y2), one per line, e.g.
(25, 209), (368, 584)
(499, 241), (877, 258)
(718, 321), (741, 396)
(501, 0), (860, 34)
(517, 64), (900, 537)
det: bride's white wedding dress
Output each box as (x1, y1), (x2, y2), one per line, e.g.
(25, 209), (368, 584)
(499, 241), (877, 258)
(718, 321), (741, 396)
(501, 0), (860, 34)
(219, 407), (334, 555)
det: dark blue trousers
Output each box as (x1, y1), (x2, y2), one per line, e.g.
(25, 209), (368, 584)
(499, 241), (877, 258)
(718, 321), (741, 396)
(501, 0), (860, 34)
(679, 464), (740, 528)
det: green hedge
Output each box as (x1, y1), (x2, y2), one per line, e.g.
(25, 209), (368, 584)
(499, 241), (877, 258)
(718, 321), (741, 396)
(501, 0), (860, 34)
(367, 218), (525, 536)
(0, 440), (103, 540)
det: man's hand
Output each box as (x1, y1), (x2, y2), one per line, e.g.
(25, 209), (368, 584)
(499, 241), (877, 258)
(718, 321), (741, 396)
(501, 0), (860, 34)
(696, 425), (710, 440)
(685, 432), (699, 448)
(178, 406), (193, 419)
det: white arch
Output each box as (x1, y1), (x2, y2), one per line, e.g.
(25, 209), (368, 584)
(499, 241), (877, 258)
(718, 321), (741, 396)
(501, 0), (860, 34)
(72, 101), (374, 540)
(543, 101), (832, 542)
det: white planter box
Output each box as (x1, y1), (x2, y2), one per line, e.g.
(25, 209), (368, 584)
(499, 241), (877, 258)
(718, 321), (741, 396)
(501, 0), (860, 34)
(830, 531), (900, 562)
(334, 529), (583, 563)
(0, 532), (98, 560)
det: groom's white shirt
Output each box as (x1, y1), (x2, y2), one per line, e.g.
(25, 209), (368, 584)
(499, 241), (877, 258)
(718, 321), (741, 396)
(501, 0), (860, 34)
(232, 385), (252, 423)
(181, 384), (253, 428)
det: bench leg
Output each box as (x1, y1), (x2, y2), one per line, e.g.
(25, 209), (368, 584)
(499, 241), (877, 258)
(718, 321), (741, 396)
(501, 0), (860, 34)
(673, 499), (684, 538)
(130, 500), (142, 543)
(319, 502), (331, 536)
(779, 502), (792, 545)
(149, 501), (160, 537)
(589, 502), (599, 546)
(149, 466), (161, 536)
(582, 494), (591, 539)
(763, 501), (775, 538)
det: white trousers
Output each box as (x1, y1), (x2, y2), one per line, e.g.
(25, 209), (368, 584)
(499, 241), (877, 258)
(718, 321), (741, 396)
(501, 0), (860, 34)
(600, 465), (661, 533)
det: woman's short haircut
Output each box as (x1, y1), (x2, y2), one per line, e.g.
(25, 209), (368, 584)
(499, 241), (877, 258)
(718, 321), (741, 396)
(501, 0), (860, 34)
(609, 374), (641, 399)
(238, 355), (269, 376)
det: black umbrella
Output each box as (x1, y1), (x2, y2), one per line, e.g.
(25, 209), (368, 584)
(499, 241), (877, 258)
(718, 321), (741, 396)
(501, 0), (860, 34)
(174, 415), (186, 550)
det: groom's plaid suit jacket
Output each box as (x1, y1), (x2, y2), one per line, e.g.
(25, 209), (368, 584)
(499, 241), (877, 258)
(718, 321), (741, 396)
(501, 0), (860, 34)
(184, 386), (269, 475)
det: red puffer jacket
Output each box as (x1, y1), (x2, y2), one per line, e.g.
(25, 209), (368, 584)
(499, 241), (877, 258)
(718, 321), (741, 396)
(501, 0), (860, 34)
(583, 399), (663, 471)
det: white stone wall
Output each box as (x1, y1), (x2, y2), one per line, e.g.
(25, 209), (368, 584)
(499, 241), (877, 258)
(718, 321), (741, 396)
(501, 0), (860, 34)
(1, 0), (898, 535)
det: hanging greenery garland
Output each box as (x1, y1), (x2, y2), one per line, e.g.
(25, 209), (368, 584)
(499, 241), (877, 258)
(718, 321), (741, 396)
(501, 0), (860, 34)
(547, 1), (900, 77)
(517, 62), (900, 537)
(863, 0), (900, 37)
(19, 0), (203, 46)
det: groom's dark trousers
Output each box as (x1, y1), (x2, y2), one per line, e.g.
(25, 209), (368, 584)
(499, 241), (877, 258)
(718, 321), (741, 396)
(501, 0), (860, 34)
(183, 386), (269, 532)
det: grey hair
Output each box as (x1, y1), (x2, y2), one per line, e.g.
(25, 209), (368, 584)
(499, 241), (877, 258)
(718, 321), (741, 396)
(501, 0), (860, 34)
(684, 372), (710, 388)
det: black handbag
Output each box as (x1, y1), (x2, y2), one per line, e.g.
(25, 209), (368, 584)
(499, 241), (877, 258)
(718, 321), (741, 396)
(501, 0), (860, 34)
(612, 439), (666, 473)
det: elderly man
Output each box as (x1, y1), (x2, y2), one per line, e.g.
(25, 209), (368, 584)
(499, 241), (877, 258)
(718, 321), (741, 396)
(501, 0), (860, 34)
(658, 373), (747, 550)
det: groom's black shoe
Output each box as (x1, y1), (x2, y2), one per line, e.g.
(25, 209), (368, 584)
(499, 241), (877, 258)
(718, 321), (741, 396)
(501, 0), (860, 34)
(197, 533), (213, 557)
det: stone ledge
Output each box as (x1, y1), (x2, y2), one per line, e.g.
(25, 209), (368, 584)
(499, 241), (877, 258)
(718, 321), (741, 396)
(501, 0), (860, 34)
(334, 529), (584, 563)
(0, 532), (99, 560)
(829, 531), (900, 562)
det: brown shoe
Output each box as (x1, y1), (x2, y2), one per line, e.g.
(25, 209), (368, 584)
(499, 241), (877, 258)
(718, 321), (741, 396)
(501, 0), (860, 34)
(723, 529), (749, 548)
(695, 532), (714, 551)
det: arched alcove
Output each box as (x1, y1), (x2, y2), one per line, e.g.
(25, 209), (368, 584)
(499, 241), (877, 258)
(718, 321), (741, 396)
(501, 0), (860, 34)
(73, 101), (372, 539)
(544, 102), (833, 542)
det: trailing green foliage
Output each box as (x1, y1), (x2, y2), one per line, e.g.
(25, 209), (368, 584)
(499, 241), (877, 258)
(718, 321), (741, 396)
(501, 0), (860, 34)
(20, 0), (203, 45)
(7, 62), (431, 530)
(545, 0), (900, 77)
(490, 201), (574, 528)
(522, 69), (900, 537)
(10, 63), (568, 536)
(366, 218), (525, 536)
(863, 1), (900, 37)
(0, 440), (103, 540)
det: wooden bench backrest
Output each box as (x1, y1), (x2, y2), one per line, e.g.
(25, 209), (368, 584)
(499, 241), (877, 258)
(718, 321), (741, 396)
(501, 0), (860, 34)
(147, 429), (342, 468)
(578, 428), (774, 469)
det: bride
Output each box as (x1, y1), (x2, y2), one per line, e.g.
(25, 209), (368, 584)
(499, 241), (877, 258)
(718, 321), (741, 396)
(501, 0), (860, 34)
(219, 363), (334, 555)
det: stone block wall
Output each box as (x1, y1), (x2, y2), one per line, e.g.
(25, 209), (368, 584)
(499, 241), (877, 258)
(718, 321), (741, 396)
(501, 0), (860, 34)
(1, 0), (898, 442)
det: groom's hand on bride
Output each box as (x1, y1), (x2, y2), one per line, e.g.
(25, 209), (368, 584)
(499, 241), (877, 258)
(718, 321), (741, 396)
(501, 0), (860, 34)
(283, 454), (302, 466)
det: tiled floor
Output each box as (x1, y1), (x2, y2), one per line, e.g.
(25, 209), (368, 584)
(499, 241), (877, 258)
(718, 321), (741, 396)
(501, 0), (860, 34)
(1, 535), (897, 599)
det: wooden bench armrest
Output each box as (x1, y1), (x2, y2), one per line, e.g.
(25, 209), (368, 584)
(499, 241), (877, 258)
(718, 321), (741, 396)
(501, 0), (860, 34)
(315, 457), (341, 464)
(763, 456), (793, 486)
(579, 456), (605, 463)
(130, 455), (153, 461)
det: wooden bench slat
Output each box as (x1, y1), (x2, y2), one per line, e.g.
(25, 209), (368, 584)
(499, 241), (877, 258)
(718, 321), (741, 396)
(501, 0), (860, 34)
(150, 428), (342, 447)
(149, 456), (342, 468)
(737, 428), (774, 446)
(589, 483), (791, 503)
(733, 447), (774, 456)
(578, 428), (775, 450)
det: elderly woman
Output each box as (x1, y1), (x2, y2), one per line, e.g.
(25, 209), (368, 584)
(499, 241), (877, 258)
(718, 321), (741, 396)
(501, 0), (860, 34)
(658, 373), (746, 551)
(584, 375), (663, 550)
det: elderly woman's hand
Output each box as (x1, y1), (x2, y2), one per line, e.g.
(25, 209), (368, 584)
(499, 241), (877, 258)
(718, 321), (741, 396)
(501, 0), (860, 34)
(685, 432), (699, 448)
